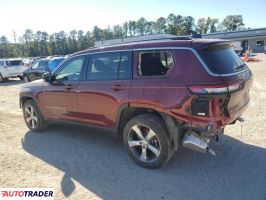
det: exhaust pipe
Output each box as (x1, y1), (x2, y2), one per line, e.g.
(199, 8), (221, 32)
(182, 132), (216, 156)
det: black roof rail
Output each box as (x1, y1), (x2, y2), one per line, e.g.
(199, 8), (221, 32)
(190, 34), (202, 38)
(95, 34), (192, 47)
(169, 36), (192, 40)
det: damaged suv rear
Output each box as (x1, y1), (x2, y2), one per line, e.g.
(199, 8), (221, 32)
(20, 38), (253, 168)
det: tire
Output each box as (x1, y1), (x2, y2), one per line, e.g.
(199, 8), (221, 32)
(18, 76), (23, 80)
(22, 100), (48, 132)
(123, 113), (174, 168)
(23, 75), (30, 83)
(0, 74), (3, 82)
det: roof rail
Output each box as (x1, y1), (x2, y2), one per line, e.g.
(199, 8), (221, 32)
(95, 34), (192, 47)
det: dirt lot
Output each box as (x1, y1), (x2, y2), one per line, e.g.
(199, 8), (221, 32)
(0, 54), (266, 200)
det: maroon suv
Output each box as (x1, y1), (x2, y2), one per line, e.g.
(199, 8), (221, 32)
(20, 38), (253, 168)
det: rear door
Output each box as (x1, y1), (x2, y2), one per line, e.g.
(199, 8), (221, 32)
(76, 51), (132, 128)
(129, 50), (182, 109)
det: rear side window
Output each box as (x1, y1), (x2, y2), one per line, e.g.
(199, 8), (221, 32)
(6, 60), (24, 66)
(87, 51), (132, 81)
(138, 51), (174, 76)
(198, 44), (246, 74)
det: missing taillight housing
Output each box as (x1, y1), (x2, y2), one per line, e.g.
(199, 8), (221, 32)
(191, 98), (209, 116)
(188, 83), (242, 95)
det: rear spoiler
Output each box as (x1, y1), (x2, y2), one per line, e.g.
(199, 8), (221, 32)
(197, 42), (231, 51)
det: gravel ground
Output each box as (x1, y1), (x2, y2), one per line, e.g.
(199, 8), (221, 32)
(0, 54), (266, 200)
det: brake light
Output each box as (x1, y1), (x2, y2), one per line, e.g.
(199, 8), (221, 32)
(188, 83), (241, 94)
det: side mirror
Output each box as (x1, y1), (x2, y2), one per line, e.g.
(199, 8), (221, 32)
(42, 72), (52, 82)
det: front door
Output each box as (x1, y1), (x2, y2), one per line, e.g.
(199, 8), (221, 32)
(77, 51), (132, 128)
(38, 56), (85, 122)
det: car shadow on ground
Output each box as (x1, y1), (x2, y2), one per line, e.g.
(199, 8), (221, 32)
(21, 125), (266, 200)
(0, 78), (23, 86)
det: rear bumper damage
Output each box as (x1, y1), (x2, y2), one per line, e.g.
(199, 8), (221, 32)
(181, 117), (244, 156)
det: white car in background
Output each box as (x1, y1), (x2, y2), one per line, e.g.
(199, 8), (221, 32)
(0, 59), (27, 82)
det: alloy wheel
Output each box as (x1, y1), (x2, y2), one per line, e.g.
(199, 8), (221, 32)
(24, 105), (38, 129)
(127, 124), (161, 163)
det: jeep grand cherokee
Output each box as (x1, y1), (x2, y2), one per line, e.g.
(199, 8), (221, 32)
(20, 38), (253, 168)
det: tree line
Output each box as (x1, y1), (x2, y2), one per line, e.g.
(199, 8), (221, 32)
(0, 14), (244, 58)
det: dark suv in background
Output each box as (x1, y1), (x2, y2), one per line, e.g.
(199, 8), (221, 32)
(23, 56), (65, 82)
(20, 38), (253, 168)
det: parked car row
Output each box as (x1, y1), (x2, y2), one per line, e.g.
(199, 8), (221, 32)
(23, 56), (65, 82)
(0, 56), (66, 82)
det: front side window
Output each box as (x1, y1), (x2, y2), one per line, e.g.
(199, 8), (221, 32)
(31, 61), (40, 69)
(138, 51), (174, 76)
(87, 51), (132, 81)
(54, 56), (84, 81)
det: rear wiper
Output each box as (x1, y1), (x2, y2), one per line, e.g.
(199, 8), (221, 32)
(235, 64), (246, 71)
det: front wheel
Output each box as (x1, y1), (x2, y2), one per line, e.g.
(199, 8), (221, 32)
(123, 113), (173, 168)
(23, 100), (48, 131)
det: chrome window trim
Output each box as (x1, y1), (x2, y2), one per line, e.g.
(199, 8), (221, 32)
(62, 47), (248, 77)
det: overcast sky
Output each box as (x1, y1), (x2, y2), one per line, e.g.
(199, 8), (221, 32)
(1, 0), (266, 41)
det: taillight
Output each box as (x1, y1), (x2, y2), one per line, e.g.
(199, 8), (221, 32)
(188, 83), (242, 95)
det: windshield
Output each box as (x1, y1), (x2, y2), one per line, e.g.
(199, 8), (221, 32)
(198, 44), (246, 74)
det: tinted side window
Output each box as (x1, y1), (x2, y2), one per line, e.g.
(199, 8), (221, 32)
(87, 51), (132, 81)
(138, 51), (174, 76)
(7, 60), (23, 66)
(0, 61), (4, 66)
(54, 56), (84, 81)
(198, 44), (246, 74)
(31, 61), (40, 69)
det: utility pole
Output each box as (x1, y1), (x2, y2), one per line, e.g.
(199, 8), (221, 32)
(12, 30), (17, 43)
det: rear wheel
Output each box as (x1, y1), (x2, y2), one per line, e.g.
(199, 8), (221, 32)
(23, 100), (48, 131)
(123, 113), (173, 168)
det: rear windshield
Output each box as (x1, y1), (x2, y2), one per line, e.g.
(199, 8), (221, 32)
(198, 44), (246, 74)
(6, 60), (24, 66)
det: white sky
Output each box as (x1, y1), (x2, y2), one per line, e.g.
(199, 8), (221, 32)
(1, 0), (266, 41)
